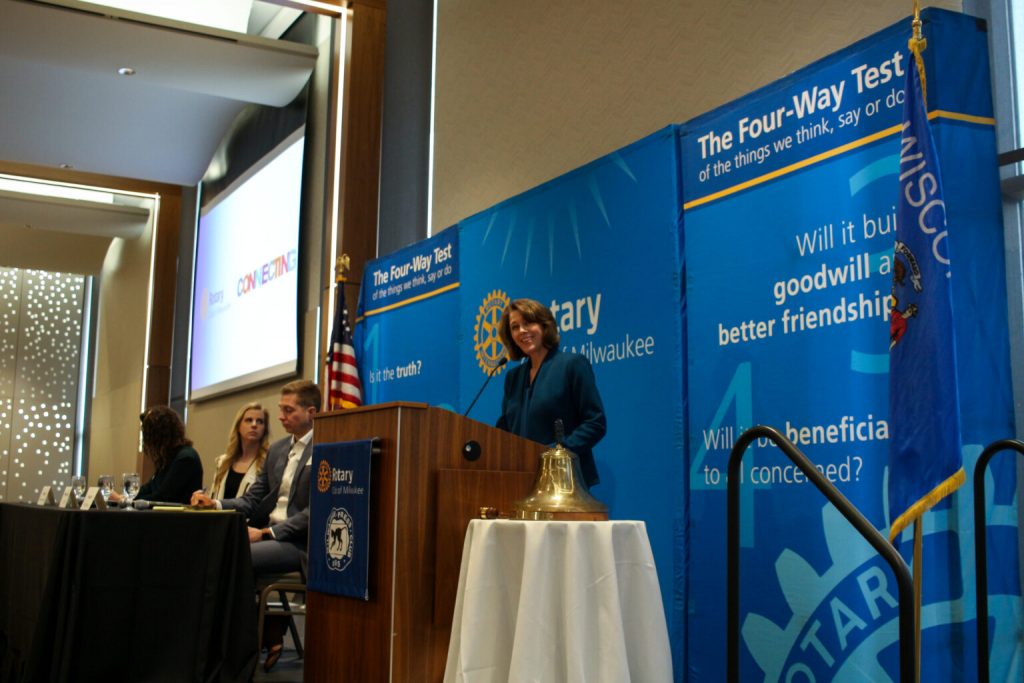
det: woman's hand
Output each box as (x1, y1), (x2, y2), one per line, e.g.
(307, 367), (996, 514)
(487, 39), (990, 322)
(191, 491), (216, 509)
(107, 491), (124, 504)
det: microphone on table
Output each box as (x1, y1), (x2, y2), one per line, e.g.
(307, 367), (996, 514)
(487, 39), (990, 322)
(463, 357), (507, 418)
(132, 500), (186, 510)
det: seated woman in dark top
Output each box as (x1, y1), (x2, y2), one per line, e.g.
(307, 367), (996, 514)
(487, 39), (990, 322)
(496, 298), (607, 486)
(111, 406), (202, 505)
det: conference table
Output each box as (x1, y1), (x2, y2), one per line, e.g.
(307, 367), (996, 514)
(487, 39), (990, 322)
(0, 503), (257, 682)
(444, 519), (673, 683)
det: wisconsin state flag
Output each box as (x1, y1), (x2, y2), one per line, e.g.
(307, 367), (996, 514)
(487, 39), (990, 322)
(887, 49), (964, 542)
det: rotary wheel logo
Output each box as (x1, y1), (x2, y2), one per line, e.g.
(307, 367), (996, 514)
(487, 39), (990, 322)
(742, 504), (896, 680)
(474, 289), (509, 375)
(739, 493), (999, 681)
(316, 460), (331, 493)
(325, 507), (355, 572)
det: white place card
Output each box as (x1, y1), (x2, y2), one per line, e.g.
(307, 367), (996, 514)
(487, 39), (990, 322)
(80, 486), (107, 510)
(58, 486), (79, 509)
(36, 486), (56, 506)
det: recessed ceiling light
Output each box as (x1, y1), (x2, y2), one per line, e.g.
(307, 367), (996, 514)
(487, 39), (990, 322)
(117, 67), (136, 76)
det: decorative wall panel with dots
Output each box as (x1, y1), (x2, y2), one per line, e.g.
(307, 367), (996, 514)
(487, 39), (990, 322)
(0, 268), (85, 502)
(0, 269), (18, 500)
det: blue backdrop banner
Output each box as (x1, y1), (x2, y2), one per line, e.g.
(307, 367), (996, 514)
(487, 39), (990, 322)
(348, 11), (1019, 679)
(456, 127), (686, 667)
(354, 228), (460, 411)
(353, 127), (687, 670)
(308, 439), (375, 600)
(681, 9), (1019, 682)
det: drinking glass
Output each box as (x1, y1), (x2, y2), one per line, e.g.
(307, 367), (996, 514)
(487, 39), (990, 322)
(98, 474), (114, 502)
(122, 472), (140, 505)
(71, 475), (86, 503)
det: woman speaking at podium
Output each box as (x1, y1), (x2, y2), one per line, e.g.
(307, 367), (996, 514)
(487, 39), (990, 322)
(496, 298), (607, 486)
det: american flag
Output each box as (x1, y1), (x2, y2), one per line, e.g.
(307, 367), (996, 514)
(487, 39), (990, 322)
(326, 283), (362, 410)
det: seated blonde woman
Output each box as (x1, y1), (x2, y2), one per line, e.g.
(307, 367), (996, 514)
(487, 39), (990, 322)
(211, 402), (270, 500)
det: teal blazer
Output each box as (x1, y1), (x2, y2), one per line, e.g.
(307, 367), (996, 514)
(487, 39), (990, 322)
(497, 347), (607, 485)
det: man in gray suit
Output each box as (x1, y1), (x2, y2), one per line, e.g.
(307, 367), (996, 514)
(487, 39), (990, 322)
(192, 379), (319, 669)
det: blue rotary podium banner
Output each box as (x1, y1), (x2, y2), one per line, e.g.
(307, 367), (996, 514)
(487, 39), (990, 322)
(681, 9), (1018, 682)
(308, 439), (375, 600)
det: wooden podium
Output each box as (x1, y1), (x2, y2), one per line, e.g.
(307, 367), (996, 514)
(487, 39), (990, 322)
(305, 402), (544, 682)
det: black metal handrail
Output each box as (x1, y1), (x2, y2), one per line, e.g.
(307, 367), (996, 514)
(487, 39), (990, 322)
(973, 438), (1024, 683)
(727, 425), (915, 683)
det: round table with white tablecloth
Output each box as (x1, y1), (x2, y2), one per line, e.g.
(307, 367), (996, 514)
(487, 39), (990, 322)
(444, 519), (673, 683)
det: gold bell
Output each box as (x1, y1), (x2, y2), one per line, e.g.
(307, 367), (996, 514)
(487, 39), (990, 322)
(512, 424), (608, 521)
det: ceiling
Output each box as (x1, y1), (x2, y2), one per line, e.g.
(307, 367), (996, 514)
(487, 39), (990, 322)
(0, 0), (318, 275)
(0, 186), (150, 273)
(0, 0), (317, 186)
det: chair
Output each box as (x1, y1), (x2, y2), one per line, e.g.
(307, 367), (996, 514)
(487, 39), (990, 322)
(257, 571), (307, 659)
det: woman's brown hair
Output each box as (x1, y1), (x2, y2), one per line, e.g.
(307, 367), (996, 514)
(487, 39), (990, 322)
(140, 406), (192, 471)
(498, 298), (560, 361)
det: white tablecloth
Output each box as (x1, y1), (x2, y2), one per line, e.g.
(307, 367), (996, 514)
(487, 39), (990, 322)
(444, 519), (673, 683)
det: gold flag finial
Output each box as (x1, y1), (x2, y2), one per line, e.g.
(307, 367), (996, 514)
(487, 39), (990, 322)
(909, 0), (927, 102)
(335, 254), (350, 283)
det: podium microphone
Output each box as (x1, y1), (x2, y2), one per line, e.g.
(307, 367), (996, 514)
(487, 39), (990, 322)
(463, 357), (507, 418)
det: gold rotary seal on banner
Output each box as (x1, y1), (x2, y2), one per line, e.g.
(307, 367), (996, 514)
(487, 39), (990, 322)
(474, 289), (509, 375)
(317, 460), (332, 494)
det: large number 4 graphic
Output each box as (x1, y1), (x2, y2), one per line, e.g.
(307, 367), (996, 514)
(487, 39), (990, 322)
(689, 362), (759, 546)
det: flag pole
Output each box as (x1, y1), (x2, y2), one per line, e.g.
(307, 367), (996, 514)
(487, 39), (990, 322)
(908, 6), (925, 682)
(889, 3), (965, 678)
(913, 518), (922, 683)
